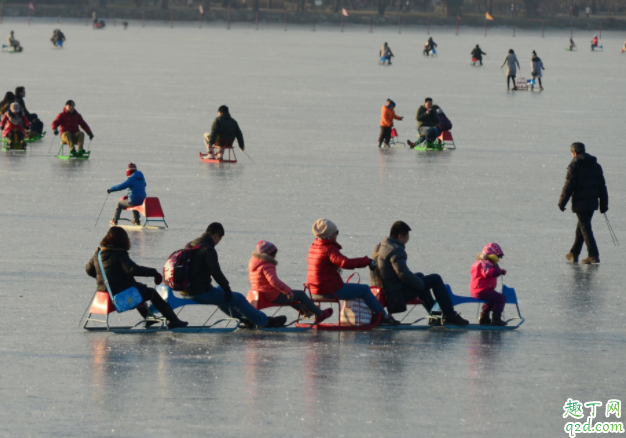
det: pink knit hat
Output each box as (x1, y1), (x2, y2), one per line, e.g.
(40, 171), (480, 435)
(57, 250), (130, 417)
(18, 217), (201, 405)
(483, 242), (504, 257)
(256, 240), (277, 255)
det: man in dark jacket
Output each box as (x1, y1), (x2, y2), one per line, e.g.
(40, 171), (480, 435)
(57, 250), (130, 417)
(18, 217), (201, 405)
(370, 221), (469, 326)
(471, 45), (486, 65)
(203, 105), (244, 160)
(407, 97), (440, 147)
(558, 142), (609, 264)
(14, 87), (43, 135)
(181, 222), (286, 328)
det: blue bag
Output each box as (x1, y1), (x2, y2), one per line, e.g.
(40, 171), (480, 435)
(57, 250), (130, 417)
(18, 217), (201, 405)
(97, 250), (143, 312)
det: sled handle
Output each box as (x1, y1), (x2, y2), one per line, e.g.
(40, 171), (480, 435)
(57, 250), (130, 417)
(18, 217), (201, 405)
(346, 272), (361, 284)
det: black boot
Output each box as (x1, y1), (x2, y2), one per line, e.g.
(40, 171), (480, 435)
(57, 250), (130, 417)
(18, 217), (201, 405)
(491, 313), (507, 326)
(136, 305), (160, 328)
(478, 312), (491, 326)
(150, 292), (188, 329)
(266, 316), (287, 328)
(444, 312), (469, 326)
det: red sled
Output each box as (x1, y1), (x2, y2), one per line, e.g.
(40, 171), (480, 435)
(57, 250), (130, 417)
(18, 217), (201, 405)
(199, 146), (237, 163)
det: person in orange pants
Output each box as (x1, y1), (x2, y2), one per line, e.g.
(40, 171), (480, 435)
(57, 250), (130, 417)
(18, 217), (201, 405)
(378, 99), (403, 148)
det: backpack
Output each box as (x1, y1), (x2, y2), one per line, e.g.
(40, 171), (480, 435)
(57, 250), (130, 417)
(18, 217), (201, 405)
(163, 242), (207, 291)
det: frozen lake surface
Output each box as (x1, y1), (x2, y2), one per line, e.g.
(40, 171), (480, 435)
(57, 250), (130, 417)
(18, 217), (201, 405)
(0, 20), (625, 437)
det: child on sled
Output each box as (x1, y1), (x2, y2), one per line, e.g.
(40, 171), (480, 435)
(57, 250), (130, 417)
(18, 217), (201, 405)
(470, 243), (507, 326)
(1, 103), (29, 147)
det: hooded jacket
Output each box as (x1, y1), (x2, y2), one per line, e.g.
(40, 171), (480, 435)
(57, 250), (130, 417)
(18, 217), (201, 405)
(85, 247), (158, 295)
(207, 113), (244, 150)
(182, 233), (231, 296)
(306, 239), (369, 296)
(380, 105), (402, 128)
(51, 108), (92, 135)
(248, 252), (292, 302)
(558, 152), (609, 213)
(109, 171), (147, 206)
(470, 259), (502, 296)
(370, 237), (425, 314)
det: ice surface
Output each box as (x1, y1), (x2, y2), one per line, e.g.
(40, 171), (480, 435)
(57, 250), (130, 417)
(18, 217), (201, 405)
(0, 19), (625, 437)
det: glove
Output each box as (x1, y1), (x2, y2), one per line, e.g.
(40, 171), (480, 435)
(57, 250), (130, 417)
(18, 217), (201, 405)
(88, 133), (94, 140)
(154, 273), (163, 285)
(600, 207), (608, 214)
(107, 189), (112, 194)
(501, 269), (507, 276)
(368, 258), (378, 271)
(53, 129), (59, 136)
(559, 204), (566, 212)
(223, 288), (233, 303)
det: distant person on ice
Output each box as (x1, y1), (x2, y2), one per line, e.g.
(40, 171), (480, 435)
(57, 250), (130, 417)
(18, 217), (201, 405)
(203, 105), (244, 160)
(51, 29), (66, 47)
(569, 38), (576, 50)
(379, 42), (394, 65)
(51, 100), (94, 156)
(378, 99), (403, 148)
(7, 31), (22, 52)
(423, 37), (437, 56)
(471, 243), (507, 327)
(407, 97), (439, 147)
(108, 163), (147, 227)
(530, 50), (545, 91)
(500, 49), (521, 90)
(1, 103), (29, 147)
(471, 44), (486, 65)
(590, 35), (599, 51)
(558, 142), (609, 265)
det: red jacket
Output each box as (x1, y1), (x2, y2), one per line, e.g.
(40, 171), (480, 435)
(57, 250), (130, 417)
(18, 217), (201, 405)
(51, 108), (92, 135)
(1, 113), (29, 137)
(470, 260), (502, 296)
(306, 239), (369, 296)
(248, 252), (292, 302)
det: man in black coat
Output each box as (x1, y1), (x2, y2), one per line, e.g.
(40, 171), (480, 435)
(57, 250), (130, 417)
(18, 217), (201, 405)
(15, 86), (43, 135)
(202, 105), (244, 160)
(558, 142), (609, 264)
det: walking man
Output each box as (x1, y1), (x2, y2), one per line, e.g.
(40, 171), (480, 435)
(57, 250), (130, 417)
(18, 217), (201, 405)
(558, 142), (609, 264)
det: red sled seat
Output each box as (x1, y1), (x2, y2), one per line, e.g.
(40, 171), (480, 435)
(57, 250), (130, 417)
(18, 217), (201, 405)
(123, 197), (168, 228)
(437, 131), (456, 149)
(199, 146), (237, 163)
(371, 286), (423, 308)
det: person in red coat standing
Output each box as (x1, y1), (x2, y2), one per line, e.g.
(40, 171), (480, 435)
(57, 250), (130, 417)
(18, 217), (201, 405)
(306, 218), (395, 325)
(51, 100), (94, 156)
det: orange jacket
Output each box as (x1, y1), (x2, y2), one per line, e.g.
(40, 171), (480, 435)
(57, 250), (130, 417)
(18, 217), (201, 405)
(380, 106), (402, 128)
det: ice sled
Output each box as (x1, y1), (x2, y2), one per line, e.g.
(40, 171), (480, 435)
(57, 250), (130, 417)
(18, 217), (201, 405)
(565, 47), (577, 51)
(1, 129), (27, 151)
(57, 143), (90, 160)
(436, 131), (456, 149)
(471, 57), (482, 66)
(389, 127), (405, 147)
(515, 77), (529, 91)
(245, 290), (313, 332)
(118, 197), (168, 229)
(371, 287), (432, 331)
(81, 291), (165, 333)
(412, 138), (446, 151)
(26, 131), (46, 142)
(591, 45), (603, 52)
(199, 146), (237, 164)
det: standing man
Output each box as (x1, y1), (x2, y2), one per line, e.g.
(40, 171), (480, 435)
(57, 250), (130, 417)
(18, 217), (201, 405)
(203, 105), (244, 160)
(51, 100), (93, 156)
(14, 87), (43, 136)
(378, 99), (403, 148)
(558, 142), (609, 264)
(407, 97), (439, 147)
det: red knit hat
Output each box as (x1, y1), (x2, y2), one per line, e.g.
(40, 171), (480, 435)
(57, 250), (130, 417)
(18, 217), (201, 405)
(256, 240), (277, 255)
(126, 163), (137, 177)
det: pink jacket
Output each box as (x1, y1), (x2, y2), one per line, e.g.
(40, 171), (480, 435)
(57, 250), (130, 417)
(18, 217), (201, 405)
(248, 252), (292, 302)
(1, 113), (29, 137)
(470, 259), (502, 296)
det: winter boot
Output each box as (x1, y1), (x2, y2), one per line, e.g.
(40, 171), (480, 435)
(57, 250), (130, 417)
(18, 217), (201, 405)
(315, 308), (333, 324)
(407, 139), (416, 148)
(266, 316), (287, 328)
(478, 312), (491, 326)
(565, 253), (579, 263)
(239, 318), (255, 329)
(491, 313), (507, 326)
(379, 314), (400, 326)
(444, 312), (469, 326)
(581, 256), (600, 264)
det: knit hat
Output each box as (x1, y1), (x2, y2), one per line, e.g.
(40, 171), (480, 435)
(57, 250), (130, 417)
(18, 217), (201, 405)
(312, 218), (338, 239)
(126, 163), (137, 177)
(386, 99), (396, 108)
(483, 242), (504, 257)
(256, 240), (277, 255)
(9, 102), (20, 113)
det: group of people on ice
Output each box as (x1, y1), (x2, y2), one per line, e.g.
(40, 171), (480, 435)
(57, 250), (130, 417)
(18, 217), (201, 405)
(0, 87), (44, 147)
(88, 219), (512, 329)
(500, 49), (545, 91)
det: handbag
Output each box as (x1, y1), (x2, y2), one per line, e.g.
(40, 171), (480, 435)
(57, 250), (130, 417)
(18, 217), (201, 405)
(97, 250), (143, 312)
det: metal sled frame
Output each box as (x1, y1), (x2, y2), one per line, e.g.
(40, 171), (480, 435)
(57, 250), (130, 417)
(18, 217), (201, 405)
(199, 146), (237, 164)
(372, 287), (432, 331)
(119, 197), (169, 229)
(57, 143), (90, 160)
(246, 290), (313, 332)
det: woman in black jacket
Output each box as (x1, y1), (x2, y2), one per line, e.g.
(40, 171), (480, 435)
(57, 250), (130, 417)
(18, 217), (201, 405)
(86, 227), (187, 328)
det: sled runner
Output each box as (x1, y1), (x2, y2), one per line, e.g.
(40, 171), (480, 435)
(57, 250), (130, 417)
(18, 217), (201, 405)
(26, 131), (46, 142)
(117, 197), (168, 229)
(199, 146), (237, 163)
(57, 144), (90, 160)
(565, 47), (578, 51)
(371, 287), (432, 330)
(246, 290), (313, 332)
(1, 130), (27, 151)
(389, 127), (405, 147)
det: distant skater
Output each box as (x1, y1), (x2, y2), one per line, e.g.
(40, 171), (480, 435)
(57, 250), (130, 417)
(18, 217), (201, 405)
(471, 44), (486, 65)
(500, 49), (521, 90)
(569, 38), (576, 51)
(378, 99), (403, 148)
(51, 29), (66, 47)
(530, 51), (545, 91)
(423, 37), (437, 56)
(379, 42), (394, 65)
(7, 31), (22, 52)
(590, 35), (599, 51)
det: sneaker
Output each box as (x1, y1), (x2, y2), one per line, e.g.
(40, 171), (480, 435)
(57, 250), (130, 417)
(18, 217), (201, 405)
(581, 256), (600, 265)
(444, 313), (469, 326)
(491, 313), (507, 327)
(315, 308), (333, 324)
(266, 315), (287, 328)
(379, 314), (400, 326)
(110, 220), (118, 226)
(478, 312), (491, 326)
(565, 253), (579, 263)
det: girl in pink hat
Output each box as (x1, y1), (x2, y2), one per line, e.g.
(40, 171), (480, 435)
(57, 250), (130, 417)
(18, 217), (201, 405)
(1, 102), (29, 147)
(470, 243), (507, 326)
(249, 240), (333, 323)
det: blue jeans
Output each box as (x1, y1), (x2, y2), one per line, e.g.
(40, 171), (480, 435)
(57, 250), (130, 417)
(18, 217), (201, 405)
(333, 283), (386, 315)
(187, 287), (268, 327)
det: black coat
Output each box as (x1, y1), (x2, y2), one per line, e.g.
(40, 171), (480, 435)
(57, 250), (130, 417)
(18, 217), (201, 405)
(207, 114), (245, 150)
(559, 153), (609, 213)
(85, 247), (158, 294)
(183, 233), (231, 296)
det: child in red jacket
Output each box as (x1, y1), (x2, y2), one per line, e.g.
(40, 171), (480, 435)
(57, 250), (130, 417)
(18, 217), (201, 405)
(1, 103), (30, 147)
(470, 243), (507, 326)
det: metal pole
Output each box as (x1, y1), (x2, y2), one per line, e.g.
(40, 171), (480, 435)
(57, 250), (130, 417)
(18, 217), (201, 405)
(341, 13), (344, 32)
(427, 17), (430, 34)
(541, 20), (544, 37)
(284, 12), (287, 31)
(255, 12), (258, 30)
(513, 17), (515, 37)
(398, 15), (401, 34)
(227, 5), (231, 30)
(369, 16), (372, 33)
(142, 10), (145, 27)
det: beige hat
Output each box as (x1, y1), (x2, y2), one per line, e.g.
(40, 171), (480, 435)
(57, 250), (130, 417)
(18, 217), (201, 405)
(312, 218), (338, 239)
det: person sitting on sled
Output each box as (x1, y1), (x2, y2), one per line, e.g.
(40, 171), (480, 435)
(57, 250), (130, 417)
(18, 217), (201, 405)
(379, 42), (394, 65)
(7, 31), (22, 52)
(569, 38), (576, 50)
(51, 29), (66, 47)
(370, 221), (469, 326)
(1, 103), (29, 147)
(307, 218), (396, 325)
(179, 222), (287, 329)
(471, 44), (486, 65)
(423, 37), (437, 56)
(471, 243), (507, 326)
(432, 105), (452, 137)
(249, 240), (333, 323)
(51, 100), (94, 156)
(86, 227), (188, 329)
(591, 35), (599, 51)
(108, 163), (147, 227)
(378, 99), (403, 148)
(203, 105), (244, 160)
(407, 97), (439, 148)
